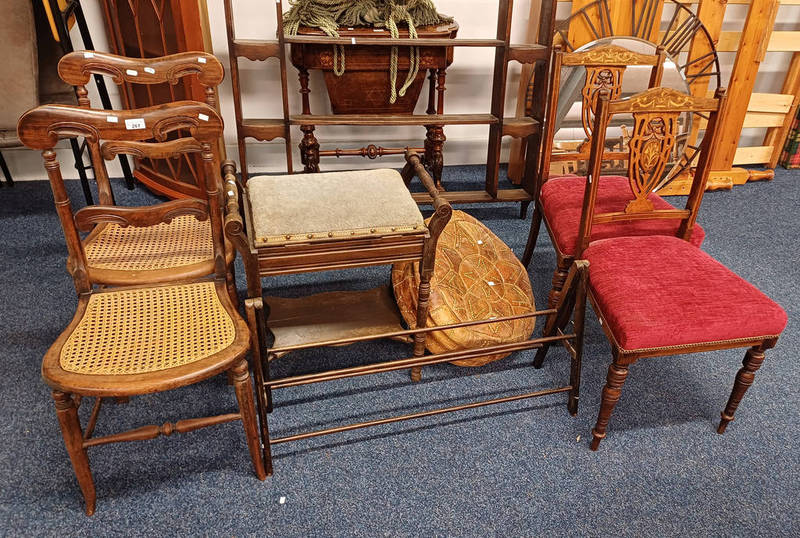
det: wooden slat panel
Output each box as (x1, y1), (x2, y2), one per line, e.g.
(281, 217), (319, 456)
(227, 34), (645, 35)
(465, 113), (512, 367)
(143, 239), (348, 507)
(717, 31), (800, 52)
(732, 145), (773, 164)
(764, 53), (800, 166)
(698, 112), (786, 129)
(748, 92), (794, 113)
(711, 0), (779, 171)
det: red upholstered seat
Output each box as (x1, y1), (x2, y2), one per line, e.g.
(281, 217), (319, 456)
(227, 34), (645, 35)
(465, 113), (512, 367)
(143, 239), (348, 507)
(584, 235), (787, 352)
(540, 175), (705, 256)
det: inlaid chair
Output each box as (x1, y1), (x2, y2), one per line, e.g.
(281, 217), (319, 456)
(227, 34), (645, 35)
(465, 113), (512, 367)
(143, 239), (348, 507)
(534, 87), (787, 450)
(56, 51), (238, 303)
(17, 101), (265, 515)
(521, 45), (709, 309)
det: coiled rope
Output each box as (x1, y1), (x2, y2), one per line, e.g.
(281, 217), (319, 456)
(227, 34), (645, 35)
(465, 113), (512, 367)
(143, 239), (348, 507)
(283, 0), (452, 103)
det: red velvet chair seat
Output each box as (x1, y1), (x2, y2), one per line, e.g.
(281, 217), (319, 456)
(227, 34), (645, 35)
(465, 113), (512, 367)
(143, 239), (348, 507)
(540, 175), (705, 256)
(584, 235), (787, 352)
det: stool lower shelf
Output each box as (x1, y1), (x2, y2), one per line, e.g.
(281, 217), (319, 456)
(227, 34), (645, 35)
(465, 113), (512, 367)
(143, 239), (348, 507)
(265, 286), (406, 356)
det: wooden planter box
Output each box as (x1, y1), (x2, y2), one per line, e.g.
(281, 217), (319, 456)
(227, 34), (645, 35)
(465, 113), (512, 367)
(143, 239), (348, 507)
(290, 23), (458, 114)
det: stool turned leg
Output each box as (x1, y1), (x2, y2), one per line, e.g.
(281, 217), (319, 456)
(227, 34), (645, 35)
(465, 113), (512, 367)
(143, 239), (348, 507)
(590, 358), (629, 451)
(231, 358), (268, 480)
(411, 274), (433, 383)
(521, 205), (542, 268)
(52, 390), (96, 516)
(718, 345), (766, 434)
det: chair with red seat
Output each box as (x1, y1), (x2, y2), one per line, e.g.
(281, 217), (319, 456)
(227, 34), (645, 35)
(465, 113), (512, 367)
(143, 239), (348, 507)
(520, 44), (709, 308)
(534, 86), (787, 449)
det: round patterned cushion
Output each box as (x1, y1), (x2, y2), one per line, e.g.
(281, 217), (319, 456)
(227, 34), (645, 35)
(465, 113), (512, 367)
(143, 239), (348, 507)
(392, 210), (536, 366)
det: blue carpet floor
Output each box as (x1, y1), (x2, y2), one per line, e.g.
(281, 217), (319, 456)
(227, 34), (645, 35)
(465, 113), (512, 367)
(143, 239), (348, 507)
(0, 166), (797, 536)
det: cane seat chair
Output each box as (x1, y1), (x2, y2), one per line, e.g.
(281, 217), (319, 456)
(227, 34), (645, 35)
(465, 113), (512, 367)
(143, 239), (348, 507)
(521, 45), (707, 308)
(56, 51), (237, 301)
(534, 87), (787, 450)
(17, 101), (265, 515)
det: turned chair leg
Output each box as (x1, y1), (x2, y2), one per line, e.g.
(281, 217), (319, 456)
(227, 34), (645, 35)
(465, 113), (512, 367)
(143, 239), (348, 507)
(230, 358), (268, 480)
(718, 345), (766, 434)
(590, 357), (630, 451)
(521, 205), (542, 268)
(52, 390), (96, 516)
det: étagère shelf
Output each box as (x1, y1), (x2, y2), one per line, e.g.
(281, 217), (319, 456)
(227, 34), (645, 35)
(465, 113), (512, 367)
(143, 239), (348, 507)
(223, 0), (557, 207)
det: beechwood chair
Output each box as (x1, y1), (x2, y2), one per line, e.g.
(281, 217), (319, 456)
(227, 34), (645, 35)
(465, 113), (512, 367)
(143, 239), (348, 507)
(55, 51), (238, 304)
(17, 101), (265, 515)
(534, 87), (787, 450)
(521, 45), (710, 308)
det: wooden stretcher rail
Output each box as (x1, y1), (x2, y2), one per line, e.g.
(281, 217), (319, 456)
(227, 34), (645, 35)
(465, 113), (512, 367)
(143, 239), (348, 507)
(267, 334), (573, 390)
(270, 386), (573, 444)
(269, 308), (558, 354)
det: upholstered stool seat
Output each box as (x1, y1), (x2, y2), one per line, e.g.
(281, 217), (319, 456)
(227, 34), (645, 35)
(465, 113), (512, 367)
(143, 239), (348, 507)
(83, 216), (235, 285)
(541, 175), (706, 256)
(247, 169), (425, 246)
(43, 281), (249, 396)
(584, 235), (787, 353)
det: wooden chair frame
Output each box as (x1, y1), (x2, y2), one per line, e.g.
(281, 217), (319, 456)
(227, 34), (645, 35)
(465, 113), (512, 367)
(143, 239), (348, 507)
(534, 87), (778, 450)
(522, 44), (669, 308)
(225, 151), (588, 476)
(17, 101), (265, 515)
(55, 51), (238, 302)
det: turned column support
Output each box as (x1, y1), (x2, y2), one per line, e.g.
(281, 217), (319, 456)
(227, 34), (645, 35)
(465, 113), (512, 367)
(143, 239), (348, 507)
(718, 345), (767, 434)
(590, 357), (630, 450)
(297, 67), (319, 173)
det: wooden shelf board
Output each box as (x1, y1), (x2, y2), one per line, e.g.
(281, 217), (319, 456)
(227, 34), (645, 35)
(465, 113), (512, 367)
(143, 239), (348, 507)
(232, 39), (281, 61)
(290, 114), (499, 126)
(266, 286), (405, 351)
(284, 36), (506, 47)
(240, 119), (286, 141)
(412, 189), (532, 205)
(502, 117), (540, 138)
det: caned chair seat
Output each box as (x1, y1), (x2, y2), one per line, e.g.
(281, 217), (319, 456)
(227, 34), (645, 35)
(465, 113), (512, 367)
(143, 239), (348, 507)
(43, 281), (250, 396)
(83, 215), (235, 284)
(584, 236), (787, 353)
(540, 175), (706, 256)
(247, 169), (425, 247)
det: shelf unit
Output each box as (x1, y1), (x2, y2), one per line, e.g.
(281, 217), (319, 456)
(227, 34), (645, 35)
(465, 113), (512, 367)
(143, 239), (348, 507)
(223, 0), (557, 206)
